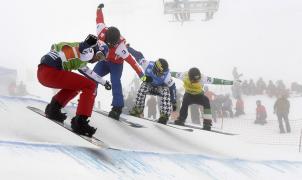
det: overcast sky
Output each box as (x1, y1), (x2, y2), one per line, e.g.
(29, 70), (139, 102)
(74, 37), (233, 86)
(0, 0), (301, 86)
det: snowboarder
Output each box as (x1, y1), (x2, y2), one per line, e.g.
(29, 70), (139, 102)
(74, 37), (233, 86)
(38, 34), (112, 137)
(172, 67), (237, 131)
(128, 46), (177, 125)
(93, 4), (146, 120)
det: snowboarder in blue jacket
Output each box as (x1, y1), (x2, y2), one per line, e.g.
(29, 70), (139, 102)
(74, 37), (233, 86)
(128, 46), (177, 124)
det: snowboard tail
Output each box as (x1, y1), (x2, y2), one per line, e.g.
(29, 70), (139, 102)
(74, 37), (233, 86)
(27, 106), (108, 148)
(93, 110), (145, 128)
(182, 124), (237, 135)
(131, 116), (194, 132)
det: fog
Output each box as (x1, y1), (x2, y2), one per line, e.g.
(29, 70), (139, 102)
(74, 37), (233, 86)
(1, 0), (301, 94)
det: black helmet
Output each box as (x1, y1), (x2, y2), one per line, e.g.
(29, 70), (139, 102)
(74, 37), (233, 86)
(153, 58), (169, 76)
(188, 67), (201, 82)
(105, 26), (120, 47)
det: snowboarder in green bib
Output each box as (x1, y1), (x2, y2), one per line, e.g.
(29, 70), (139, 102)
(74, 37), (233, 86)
(38, 34), (111, 137)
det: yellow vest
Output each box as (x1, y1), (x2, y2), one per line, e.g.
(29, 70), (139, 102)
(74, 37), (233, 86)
(183, 73), (203, 95)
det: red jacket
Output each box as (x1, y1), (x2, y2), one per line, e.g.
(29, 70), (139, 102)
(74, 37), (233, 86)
(256, 105), (267, 119)
(96, 8), (143, 77)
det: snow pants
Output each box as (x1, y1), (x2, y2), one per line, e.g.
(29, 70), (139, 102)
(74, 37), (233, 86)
(93, 61), (124, 108)
(277, 112), (291, 133)
(37, 64), (96, 117)
(135, 82), (171, 117)
(178, 93), (212, 123)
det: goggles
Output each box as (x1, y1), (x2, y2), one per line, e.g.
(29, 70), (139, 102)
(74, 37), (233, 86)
(152, 63), (164, 76)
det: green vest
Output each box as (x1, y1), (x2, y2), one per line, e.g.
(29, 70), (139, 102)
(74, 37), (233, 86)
(51, 42), (87, 71)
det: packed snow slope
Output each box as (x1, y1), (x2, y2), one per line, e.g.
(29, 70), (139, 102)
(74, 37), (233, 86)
(1, 95), (302, 180)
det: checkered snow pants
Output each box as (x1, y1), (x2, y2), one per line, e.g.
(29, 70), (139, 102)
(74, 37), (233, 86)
(134, 82), (172, 117)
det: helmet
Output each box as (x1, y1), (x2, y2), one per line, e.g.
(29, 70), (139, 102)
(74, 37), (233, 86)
(153, 58), (169, 76)
(188, 67), (201, 82)
(105, 26), (120, 47)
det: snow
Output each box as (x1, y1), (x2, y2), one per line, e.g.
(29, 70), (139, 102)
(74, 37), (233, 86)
(1, 95), (302, 179)
(0, 0), (301, 179)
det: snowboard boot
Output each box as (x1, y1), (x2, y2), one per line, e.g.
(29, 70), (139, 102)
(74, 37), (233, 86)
(108, 106), (122, 120)
(45, 99), (67, 122)
(174, 119), (185, 126)
(203, 119), (212, 131)
(129, 107), (143, 117)
(71, 115), (97, 137)
(157, 114), (169, 125)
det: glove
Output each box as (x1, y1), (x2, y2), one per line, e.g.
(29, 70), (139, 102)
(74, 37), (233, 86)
(172, 102), (177, 111)
(98, 3), (104, 9)
(104, 81), (112, 90)
(140, 75), (153, 83)
(84, 34), (98, 46)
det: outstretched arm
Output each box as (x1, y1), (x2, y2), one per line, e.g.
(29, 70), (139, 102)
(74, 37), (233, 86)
(115, 43), (144, 78)
(127, 46), (149, 70)
(171, 71), (234, 85)
(202, 76), (234, 85)
(171, 71), (185, 81)
(96, 4), (106, 40)
(124, 55), (144, 78)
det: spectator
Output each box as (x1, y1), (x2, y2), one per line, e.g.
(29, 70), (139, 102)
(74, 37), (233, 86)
(231, 82), (242, 99)
(248, 79), (256, 95)
(291, 82), (302, 95)
(241, 80), (249, 95)
(267, 80), (276, 97)
(222, 94), (233, 118)
(232, 67), (243, 80)
(234, 95), (245, 117)
(275, 80), (286, 97)
(254, 100), (267, 125)
(256, 77), (267, 95)
(274, 93), (291, 133)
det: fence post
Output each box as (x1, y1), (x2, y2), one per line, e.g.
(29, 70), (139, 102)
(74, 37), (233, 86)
(220, 110), (224, 129)
(299, 129), (302, 152)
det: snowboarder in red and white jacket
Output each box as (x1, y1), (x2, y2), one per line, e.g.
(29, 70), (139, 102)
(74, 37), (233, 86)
(93, 3), (146, 120)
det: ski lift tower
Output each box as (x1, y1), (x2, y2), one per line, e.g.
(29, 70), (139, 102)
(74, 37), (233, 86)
(163, 0), (220, 23)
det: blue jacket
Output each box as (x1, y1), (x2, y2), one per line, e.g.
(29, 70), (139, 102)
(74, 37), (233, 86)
(128, 46), (177, 103)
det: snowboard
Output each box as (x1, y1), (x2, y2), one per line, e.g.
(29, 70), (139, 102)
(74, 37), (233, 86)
(93, 110), (145, 128)
(179, 124), (237, 136)
(132, 116), (194, 132)
(27, 106), (108, 148)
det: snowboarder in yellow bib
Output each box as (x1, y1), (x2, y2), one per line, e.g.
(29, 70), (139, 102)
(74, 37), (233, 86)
(171, 67), (236, 131)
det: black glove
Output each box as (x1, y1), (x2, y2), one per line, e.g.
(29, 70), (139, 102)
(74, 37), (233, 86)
(85, 34), (98, 46)
(140, 75), (153, 83)
(98, 3), (104, 9)
(146, 76), (153, 83)
(172, 102), (177, 111)
(104, 81), (111, 90)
